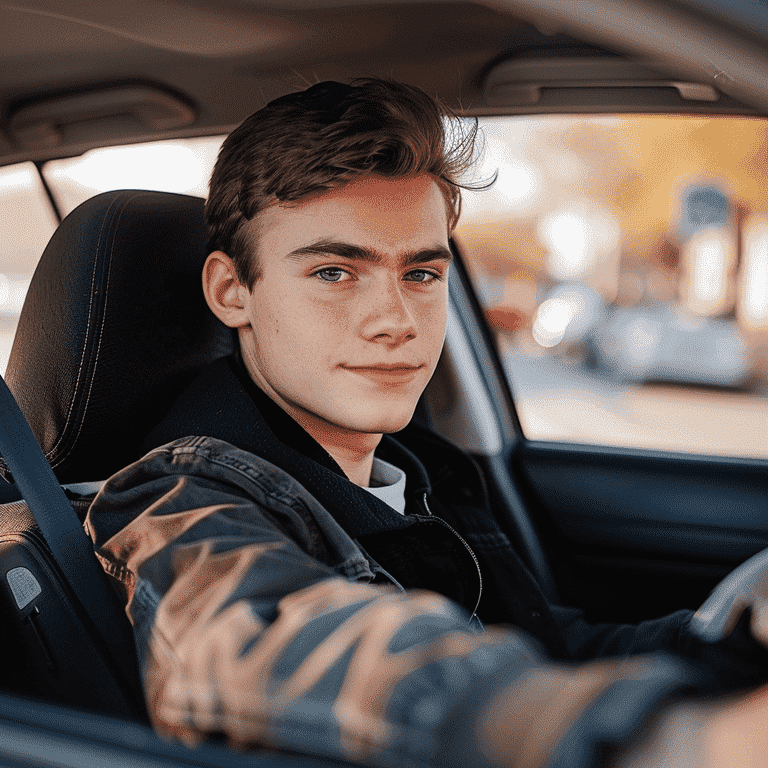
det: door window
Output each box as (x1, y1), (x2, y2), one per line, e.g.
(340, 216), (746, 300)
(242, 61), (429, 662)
(43, 136), (224, 215)
(454, 115), (768, 459)
(0, 162), (58, 374)
(0, 137), (226, 375)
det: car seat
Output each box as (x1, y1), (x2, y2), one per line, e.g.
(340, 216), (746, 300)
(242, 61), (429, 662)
(0, 190), (235, 718)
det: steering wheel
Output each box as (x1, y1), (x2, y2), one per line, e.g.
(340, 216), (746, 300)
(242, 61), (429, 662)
(690, 547), (768, 644)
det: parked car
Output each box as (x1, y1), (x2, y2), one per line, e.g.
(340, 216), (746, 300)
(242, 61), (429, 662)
(594, 302), (752, 388)
(527, 282), (753, 389)
(1, 1), (768, 766)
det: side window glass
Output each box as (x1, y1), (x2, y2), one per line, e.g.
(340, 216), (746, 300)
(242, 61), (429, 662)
(455, 115), (768, 459)
(0, 162), (58, 374)
(0, 137), (226, 375)
(43, 136), (224, 215)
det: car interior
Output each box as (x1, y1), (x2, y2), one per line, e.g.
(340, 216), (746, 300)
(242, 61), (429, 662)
(1, 1), (768, 766)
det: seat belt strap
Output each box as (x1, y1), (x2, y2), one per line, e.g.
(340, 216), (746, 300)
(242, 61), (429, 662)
(0, 374), (143, 710)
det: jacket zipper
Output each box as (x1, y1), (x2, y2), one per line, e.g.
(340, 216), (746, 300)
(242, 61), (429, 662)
(418, 492), (483, 626)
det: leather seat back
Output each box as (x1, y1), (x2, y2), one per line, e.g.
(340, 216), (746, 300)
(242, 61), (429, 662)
(2, 190), (235, 484)
(0, 190), (233, 716)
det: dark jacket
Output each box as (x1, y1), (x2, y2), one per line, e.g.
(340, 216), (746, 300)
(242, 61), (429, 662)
(85, 354), (768, 768)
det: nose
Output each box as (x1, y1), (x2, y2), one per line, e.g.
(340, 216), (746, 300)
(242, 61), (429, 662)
(361, 276), (417, 346)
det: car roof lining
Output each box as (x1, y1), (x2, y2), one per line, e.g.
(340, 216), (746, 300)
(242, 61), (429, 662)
(0, 1), (526, 164)
(3, 0), (768, 167)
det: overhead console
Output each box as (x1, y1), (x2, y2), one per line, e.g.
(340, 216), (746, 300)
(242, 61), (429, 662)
(6, 83), (197, 159)
(479, 44), (759, 114)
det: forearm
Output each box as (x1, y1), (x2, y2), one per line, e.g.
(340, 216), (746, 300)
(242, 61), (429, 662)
(142, 575), (702, 768)
(86, 441), (715, 768)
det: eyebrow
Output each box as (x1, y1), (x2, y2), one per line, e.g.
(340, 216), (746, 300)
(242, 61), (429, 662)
(283, 237), (453, 268)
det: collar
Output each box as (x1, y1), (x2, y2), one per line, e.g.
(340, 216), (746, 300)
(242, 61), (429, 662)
(141, 354), (446, 536)
(227, 352), (436, 497)
(364, 458), (407, 514)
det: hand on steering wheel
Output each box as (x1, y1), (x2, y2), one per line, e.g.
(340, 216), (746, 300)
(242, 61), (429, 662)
(690, 547), (768, 645)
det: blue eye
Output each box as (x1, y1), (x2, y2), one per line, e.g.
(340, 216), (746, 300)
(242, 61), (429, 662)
(316, 268), (347, 282)
(405, 270), (439, 283)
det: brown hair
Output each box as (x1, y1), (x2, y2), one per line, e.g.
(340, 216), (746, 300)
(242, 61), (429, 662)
(205, 78), (481, 286)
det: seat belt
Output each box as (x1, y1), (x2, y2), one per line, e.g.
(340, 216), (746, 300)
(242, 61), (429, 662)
(0, 374), (143, 710)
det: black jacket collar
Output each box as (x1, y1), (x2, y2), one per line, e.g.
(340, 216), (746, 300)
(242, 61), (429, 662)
(140, 354), (479, 537)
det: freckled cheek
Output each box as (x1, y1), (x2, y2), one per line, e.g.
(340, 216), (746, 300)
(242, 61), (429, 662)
(275, 301), (355, 358)
(415, 299), (447, 340)
(301, 296), (358, 332)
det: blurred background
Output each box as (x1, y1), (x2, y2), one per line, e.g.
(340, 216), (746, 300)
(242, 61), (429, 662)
(456, 115), (768, 459)
(1, 114), (767, 458)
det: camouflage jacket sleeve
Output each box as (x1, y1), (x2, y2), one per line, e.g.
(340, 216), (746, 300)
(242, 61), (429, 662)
(85, 436), (699, 768)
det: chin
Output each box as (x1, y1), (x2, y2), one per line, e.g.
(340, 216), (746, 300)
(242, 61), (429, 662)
(345, 405), (417, 434)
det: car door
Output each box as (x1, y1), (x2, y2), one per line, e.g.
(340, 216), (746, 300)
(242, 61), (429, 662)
(443, 44), (768, 626)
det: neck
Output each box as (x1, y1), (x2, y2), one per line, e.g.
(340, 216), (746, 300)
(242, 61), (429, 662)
(277, 409), (381, 486)
(301, 425), (380, 487)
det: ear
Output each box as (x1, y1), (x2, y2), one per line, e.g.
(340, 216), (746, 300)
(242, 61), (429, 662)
(202, 251), (252, 328)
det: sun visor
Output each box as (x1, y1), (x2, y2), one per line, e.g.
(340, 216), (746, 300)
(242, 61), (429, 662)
(9, 85), (196, 151)
(480, 54), (753, 113)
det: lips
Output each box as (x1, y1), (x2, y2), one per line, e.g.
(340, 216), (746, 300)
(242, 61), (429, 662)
(343, 363), (424, 384)
(345, 364), (423, 372)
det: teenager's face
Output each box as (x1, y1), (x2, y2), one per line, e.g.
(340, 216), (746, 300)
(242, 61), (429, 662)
(236, 174), (450, 441)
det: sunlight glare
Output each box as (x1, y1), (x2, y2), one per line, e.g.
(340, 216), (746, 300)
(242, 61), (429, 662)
(48, 143), (206, 195)
(539, 210), (591, 280)
(682, 228), (734, 316)
(0, 274), (10, 306)
(0, 166), (34, 192)
(494, 162), (540, 208)
(740, 217), (768, 329)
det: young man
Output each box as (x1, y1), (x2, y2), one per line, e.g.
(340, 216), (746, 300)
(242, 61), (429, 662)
(86, 79), (768, 768)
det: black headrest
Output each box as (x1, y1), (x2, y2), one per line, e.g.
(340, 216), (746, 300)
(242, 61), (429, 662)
(2, 190), (235, 484)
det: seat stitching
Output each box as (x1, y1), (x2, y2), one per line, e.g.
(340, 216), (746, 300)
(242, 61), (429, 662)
(45, 193), (123, 462)
(50, 191), (151, 467)
(56, 191), (154, 466)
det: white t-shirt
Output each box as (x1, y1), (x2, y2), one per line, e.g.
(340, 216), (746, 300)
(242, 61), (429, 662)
(361, 457), (407, 515)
